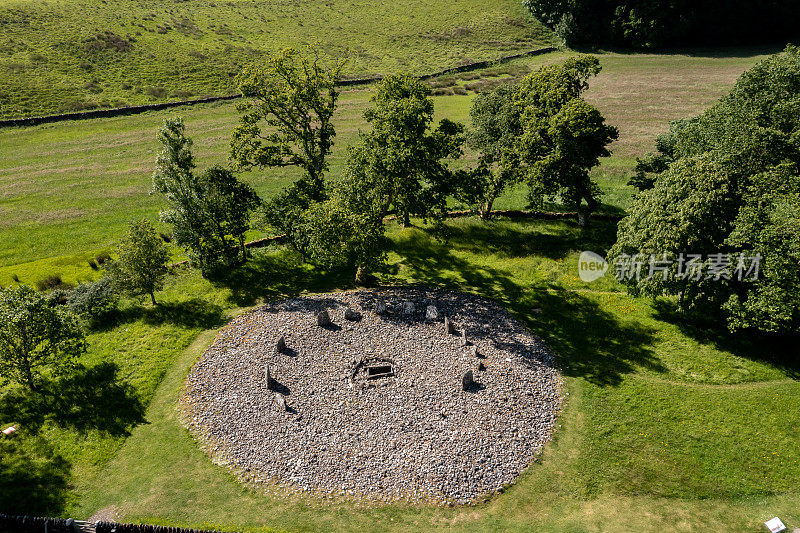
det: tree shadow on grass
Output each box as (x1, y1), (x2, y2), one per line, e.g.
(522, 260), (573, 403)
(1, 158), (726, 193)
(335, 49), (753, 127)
(210, 250), (355, 307)
(390, 227), (663, 386)
(651, 299), (800, 379)
(0, 435), (70, 515)
(0, 362), (146, 437)
(94, 298), (226, 333)
(428, 218), (619, 260)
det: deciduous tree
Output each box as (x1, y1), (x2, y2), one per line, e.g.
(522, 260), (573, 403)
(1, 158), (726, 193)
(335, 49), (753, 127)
(0, 286), (85, 391)
(109, 219), (170, 305)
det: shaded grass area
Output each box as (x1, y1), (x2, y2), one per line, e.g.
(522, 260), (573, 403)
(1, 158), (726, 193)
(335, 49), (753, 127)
(0, 0), (550, 118)
(1, 217), (795, 530)
(0, 48), (771, 268)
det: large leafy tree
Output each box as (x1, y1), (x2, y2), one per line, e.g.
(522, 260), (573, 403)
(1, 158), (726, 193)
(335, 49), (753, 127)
(0, 286), (85, 391)
(348, 74), (464, 226)
(457, 84), (523, 219)
(152, 118), (260, 272)
(611, 46), (800, 334)
(515, 55), (618, 227)
(231, 47), (345, 200)
(109, 219), (170, 305)
(232, 48), (345, 256)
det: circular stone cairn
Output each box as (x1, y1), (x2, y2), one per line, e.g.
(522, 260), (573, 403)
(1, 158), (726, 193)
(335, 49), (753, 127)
(182, 288), (563, 505)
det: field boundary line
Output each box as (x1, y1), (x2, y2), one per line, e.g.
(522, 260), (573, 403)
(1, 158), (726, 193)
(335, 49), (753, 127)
(0, 46), (556, 128)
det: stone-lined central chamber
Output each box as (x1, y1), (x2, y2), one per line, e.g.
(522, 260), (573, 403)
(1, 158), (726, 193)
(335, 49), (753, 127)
(181, 288), (563, 504)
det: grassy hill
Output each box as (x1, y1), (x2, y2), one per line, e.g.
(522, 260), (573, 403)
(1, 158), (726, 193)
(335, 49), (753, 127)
(0, 0), (550, 118)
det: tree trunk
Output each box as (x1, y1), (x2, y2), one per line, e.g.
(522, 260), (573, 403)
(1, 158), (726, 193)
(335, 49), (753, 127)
(577, 190), (598, 228)
(480, 198), (495, 220)
(355, 265), (368, 285)
(22, 355), (36, 392)
(150, 291), (157, 306)
(402, 211), (411, 228)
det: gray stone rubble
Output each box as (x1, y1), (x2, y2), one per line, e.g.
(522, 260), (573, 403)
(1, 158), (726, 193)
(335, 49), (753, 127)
(182, 287), (563, 505)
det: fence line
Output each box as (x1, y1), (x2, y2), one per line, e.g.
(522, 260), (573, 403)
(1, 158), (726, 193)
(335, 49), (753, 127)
(0, 47), (556, 128)
(0, 513), (231, 533)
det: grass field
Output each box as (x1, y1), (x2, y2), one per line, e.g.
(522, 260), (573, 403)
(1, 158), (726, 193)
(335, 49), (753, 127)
(0, 48), (775, 271)
(0, 0), (550, 118)
(3, 217), (799, 531)
(2, 44), (798, 532)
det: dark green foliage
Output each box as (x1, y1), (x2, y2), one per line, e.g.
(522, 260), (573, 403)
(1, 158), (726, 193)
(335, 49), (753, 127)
(458, 83), (524, 218)
(95, 252), (112, 266)
(515, 55), (618, 226)
(231, 47), (345, 202)
(67, 276), (119, 324)
(347, 74), (465, 226)
(108, 219), (170, 305)
(611, 46), (800, 334)
(152, 118), (260, 273)
(88, 259), (99, 270)
(523, 0), (800, 48)
(0, 285), (86, 391)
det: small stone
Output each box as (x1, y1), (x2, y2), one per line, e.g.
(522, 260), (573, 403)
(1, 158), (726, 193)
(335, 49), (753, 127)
(401, 301), (415, 315)
(276, 335), (287, 353)
(317, 309), (332, 327)
(478, 361), (486, 371)
(425, 305), (439, 321)
(462, 369), (474, 391)
(470, 345), (483, 358)
(344, 307), (361, 321)
(274, 393), (288, 412)
(444, 317), (456, 335)
(374, 300), (387, 315)
(265, 364), (275, 390)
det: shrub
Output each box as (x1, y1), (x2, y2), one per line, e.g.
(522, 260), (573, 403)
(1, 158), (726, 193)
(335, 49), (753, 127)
(88, 259), (99, 270)
(35, 275), (71, 292)
(46, 288), (71, 307)
(11, 274), (19, 283)
(95, 252), (112, 265)
(67, 277), (119, 323)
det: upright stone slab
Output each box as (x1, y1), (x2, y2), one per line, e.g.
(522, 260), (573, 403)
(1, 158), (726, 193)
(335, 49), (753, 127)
(462, 369), (475, 391)
(265, 364), (275, 390)
(374, 299), (387, 315)
(274, 393), (288, 412)
(317, 309), (332, 327)
(444, 316), (456, 335)
(460, 329), (468, 347)
(401, 301), (415, 315)
(469, 345), (482, 358)
(425, 305), (439, 321)
(275, 335), (287, 353)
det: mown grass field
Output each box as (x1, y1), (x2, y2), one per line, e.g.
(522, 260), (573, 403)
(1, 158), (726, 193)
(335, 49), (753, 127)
(3, 217), (799, 532)
(0, 0), (550, 118)
(0, 48), (775, 272)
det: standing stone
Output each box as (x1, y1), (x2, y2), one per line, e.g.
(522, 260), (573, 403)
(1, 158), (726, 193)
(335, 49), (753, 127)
(276, 335), (287, 353)
(401, 301), (415, 315)
(374, 300), (387, 315)
(425, 305), (439, 321)
(460, 329), (468, 347)
(265, 364), (275, 390)
(317, 309), (332, 327)
(344, 307), (360, 321)
(444, 316), (456, 335)
(462, 369), (475, 390)
(274, 393), (288, 412)
(469, 345), (482, 358)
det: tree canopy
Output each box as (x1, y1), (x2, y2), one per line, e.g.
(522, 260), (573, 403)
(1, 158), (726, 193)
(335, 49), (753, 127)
(611, 46), (800, 334)
(109, 219), (170, 305)
(524, 0), (800, 49)
(0, 286), (86, 391)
